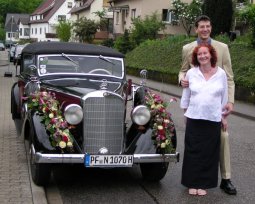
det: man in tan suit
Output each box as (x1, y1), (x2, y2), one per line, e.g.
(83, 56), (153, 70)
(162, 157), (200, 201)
(179, 15), (237, 195)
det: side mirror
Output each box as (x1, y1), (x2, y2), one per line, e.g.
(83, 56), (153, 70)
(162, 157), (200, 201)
(140, 69), (147, 86)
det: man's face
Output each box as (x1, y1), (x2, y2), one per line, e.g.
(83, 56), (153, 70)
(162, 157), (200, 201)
(195, 20), (212, 41)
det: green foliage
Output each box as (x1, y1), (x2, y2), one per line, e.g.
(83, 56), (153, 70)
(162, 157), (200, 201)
(203, 0), (233, 36)
(0, 25), (5, 41)
(56, 21), (72, 42)
(126, 35), (193, 74)
(239, 4), (255, 47)
(101, 38), (114, 48)
(114, 29), (134, 54)
(93, 9), (109, 31)
(130, 12), (165, 46)
(172, 0), (203, 36)
(230, 43), (255, 91)
(73, 17), (99, 43)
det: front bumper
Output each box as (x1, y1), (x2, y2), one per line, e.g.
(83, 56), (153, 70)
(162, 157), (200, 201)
(32, 145), (179, 164)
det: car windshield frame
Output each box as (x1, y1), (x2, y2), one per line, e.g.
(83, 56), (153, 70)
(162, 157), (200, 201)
(35, 54), (125, 79)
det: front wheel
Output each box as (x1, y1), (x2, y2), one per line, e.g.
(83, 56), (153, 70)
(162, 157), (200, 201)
(140, 162), (169, 181)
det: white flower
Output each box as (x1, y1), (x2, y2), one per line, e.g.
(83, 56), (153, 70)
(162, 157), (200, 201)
(158, 125), (163, 130)
(67, 142), (73, 148)
(59, 141), (66, 149)
(161, 143), (166, 148)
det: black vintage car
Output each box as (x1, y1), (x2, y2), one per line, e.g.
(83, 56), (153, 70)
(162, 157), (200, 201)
(11, 42), (179, 186)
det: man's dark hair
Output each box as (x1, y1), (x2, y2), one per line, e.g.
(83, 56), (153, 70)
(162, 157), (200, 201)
(195, 15), (211, 27)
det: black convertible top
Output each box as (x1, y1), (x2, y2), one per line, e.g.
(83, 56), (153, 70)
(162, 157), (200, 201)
(22, 42), (125, 58)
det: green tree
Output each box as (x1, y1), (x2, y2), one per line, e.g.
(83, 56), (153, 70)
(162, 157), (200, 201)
(203, 0), (233, 36)
(114, 29), (134, 54)
(172, 0), (202, 36)
(56, 21), (72, 42)
(73, 17), (99, 43)
(130, 12), (165, 46)
(239, 4), (255, 47)
(93, 9), (109, 31)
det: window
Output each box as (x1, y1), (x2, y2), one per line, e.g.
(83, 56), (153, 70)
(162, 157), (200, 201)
(40, 27), (42, 34)
(31, 28), (33, 35)
(162, 9), (178, 24)
(67, 2), (72, 8)
(8, 33), (11, 38)
(35, 28), (37, 34)
(24, 28), (30, 36)
(20, 28), (23, 36)
(131, 9), (136, 19)
(58, 15), (66, 21)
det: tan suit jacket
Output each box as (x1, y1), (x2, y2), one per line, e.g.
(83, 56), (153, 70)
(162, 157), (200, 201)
(179, 39), (235, 104)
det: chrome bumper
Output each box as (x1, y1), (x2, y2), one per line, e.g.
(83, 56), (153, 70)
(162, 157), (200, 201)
(32, 146), (179, 164)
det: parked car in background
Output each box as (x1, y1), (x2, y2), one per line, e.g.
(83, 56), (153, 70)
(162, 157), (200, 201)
(9, 46), (16, 62)
(11, 42), (179, 186)
(13, 44), (26, 65)
(0, 42), (5, 51)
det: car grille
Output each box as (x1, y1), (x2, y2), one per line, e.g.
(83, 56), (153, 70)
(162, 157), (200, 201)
(82, 93), (125, 154)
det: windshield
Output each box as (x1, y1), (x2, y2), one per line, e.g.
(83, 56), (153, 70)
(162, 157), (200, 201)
(37, 54), (124, 78)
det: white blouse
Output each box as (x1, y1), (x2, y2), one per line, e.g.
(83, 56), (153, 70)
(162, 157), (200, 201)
(180, 66), (228, 122)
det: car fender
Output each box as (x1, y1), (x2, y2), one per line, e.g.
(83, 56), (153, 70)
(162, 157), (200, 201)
(27, 113), (55, 151)
(125, 125), (156, 154)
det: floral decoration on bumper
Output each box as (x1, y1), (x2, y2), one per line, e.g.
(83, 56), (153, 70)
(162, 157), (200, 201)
(27, 91), (74, 152)
(145, 89), (176, 153)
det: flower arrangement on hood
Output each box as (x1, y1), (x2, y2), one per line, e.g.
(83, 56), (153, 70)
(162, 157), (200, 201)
(145, 89), (176, 153)
(27, 91), (74, 152)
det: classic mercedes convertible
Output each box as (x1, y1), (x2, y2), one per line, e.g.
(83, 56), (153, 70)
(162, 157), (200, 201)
(11, 42), (179, 186)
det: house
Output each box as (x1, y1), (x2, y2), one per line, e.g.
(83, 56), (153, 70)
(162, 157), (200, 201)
(108, 0), (192, 37)
(5, 13), (30, 46)
(18, 17), (30, 40)
(29, 0), (75, 42)
(69, 0), (113, 39)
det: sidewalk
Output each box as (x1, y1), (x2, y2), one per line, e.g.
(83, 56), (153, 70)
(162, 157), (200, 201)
(0, 62), (47, 204)
(129, 75), (255, 121)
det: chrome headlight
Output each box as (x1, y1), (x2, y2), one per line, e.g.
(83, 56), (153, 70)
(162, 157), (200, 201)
(131, 105), (151, 125)
(64, 104), (83, 125)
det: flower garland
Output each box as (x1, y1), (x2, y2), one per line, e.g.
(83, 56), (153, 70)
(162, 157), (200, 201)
(27, 91), (74, 152)
(145, 89), (176, 153)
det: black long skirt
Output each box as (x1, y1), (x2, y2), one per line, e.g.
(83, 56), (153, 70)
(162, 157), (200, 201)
(181, 118), (221, 189)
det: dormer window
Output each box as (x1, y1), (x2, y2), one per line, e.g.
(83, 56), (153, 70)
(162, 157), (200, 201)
(58, 15), (66, 21)
(68, 2), (73, 8)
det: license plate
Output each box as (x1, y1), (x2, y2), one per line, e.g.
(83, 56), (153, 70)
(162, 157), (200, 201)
(85, 154), (133, 167)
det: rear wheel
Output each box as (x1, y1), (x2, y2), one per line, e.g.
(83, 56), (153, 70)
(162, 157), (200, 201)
(140, 162), (169, 181)
(29, 127), (51, 186)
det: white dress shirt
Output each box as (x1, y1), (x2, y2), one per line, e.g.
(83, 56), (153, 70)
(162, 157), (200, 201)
(180, 66), (228, 122)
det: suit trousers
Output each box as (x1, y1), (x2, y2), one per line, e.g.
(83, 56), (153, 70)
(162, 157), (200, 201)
(220, 129), (231, 179)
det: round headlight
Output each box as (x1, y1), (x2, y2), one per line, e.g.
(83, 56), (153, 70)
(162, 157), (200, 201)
(64, 104), (83, 125)
(131, 105), (151, 125)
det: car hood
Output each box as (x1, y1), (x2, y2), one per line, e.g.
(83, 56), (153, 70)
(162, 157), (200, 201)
(41, 78), (122, 97)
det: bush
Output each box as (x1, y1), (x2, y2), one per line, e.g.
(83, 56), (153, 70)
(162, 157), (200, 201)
(101, 38), (114, 48)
